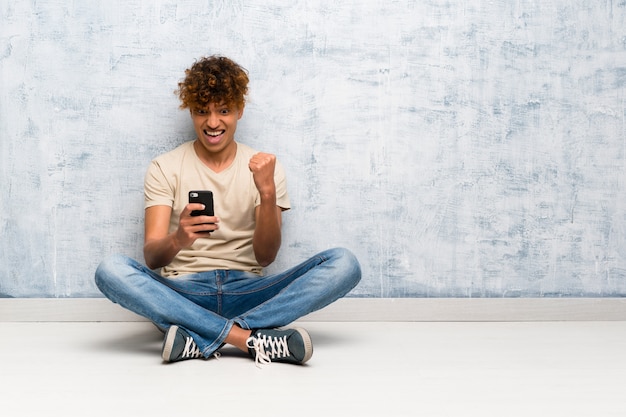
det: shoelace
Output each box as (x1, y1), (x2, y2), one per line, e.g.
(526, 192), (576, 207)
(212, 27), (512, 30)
(182, 336), (203, 359)
(246, 333), (290, 367)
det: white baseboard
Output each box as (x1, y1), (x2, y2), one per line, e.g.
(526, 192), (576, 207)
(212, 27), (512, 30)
(1, 297), (626, 322)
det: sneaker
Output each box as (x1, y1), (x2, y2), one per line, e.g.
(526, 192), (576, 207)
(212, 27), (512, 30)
(162, 325), (203, 362)
(246, 327), (313, 366)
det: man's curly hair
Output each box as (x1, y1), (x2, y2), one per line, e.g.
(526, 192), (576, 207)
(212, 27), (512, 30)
(177, 55), (249, 110)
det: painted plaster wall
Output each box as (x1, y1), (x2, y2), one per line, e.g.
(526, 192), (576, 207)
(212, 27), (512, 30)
(1, 0), (625, 298)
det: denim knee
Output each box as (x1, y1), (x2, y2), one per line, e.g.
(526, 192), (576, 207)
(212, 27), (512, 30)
(327, 247), (362, 291)
(94, 253), (132, 293)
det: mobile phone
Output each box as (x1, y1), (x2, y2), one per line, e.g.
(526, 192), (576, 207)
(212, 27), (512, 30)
(189, 190), (214, 217)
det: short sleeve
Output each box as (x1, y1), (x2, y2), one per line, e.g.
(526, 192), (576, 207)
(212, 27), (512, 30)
(274, 160), (291, 210)
(144, 160), (175, 209)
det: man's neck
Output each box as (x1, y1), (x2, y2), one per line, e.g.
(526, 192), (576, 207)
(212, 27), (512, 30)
(193, 140), (238, 173)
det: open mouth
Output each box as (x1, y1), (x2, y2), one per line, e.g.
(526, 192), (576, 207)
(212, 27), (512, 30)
(204, 129), (225, 144)
(204, 129), (225, 137)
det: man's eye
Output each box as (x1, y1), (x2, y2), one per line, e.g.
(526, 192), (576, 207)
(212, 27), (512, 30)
(220, 109), (230, 115)
(195, 109), (207, 115)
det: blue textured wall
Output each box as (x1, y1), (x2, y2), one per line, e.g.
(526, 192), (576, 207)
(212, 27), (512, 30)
(1, 1), (625, 298)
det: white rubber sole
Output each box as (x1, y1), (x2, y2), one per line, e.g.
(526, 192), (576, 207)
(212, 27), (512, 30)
(294, 327), (314, 364)
(161, 325), (179, 362)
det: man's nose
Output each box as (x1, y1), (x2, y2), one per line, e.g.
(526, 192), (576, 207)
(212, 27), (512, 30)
(206, 112), (219, 128)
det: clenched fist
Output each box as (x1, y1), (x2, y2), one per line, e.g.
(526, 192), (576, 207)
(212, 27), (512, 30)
(249, 152), (276, 196)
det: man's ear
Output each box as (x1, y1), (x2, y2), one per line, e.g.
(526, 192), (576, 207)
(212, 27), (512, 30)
(238, 105), (245, 120)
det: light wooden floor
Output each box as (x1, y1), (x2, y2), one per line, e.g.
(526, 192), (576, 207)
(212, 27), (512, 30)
(1, 321), (625, 416)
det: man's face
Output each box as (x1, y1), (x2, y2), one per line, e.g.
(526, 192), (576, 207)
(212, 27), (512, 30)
(191, 102), (243, 156)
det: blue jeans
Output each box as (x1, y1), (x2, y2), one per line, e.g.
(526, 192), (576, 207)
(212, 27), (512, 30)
(95, 247), (361, 358)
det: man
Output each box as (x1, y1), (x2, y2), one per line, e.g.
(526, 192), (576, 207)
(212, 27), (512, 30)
(95, 55), (361, 366)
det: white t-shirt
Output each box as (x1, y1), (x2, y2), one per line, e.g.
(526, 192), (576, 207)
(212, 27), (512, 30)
(144, 140), (290, 277)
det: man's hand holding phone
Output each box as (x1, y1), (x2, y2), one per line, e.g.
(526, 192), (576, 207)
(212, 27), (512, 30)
(177, 191), (219, 245)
